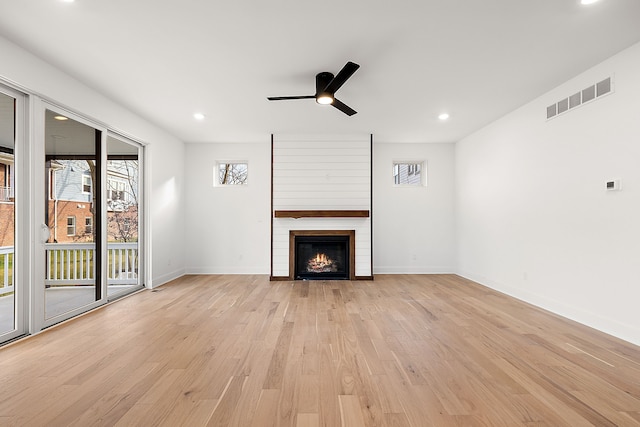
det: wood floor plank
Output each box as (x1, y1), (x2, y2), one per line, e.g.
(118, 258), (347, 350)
(338, 394), (366, 427)
(1, 274), (639, 426)
(160, 399), (218, 427)
(249, 389), (279, 427)
(206, 375), (247, 426)
(296, 413), (320, 427)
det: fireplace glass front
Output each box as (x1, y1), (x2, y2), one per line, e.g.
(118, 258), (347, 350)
(294, 235), (349, 280)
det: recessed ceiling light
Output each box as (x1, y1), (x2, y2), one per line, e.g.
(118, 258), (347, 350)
(438, 113), (450, 121)
(60, 0), (75, 3)
(580, 0), (599, 5)
(193, 113), (205, 120)
(54, 115), (69, 121)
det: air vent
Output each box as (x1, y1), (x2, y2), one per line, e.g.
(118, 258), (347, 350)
(597, 78), (611, 96)
(546, 77), (612, 119)
(582, 85), (596, 103)
(557, 98), (569, 114)
(569, 92), (581, 108)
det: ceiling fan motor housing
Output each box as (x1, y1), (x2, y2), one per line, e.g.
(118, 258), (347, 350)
(316, 72), (335, 96)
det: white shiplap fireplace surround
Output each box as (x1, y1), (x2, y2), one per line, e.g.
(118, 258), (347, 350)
(270, 134), (373, 280)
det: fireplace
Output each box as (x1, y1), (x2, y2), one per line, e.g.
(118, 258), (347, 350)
(290, 230), (355, 280)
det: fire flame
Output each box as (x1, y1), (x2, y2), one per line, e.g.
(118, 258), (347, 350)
(314, 253), (328, 264)
(307, 252), (337, 273)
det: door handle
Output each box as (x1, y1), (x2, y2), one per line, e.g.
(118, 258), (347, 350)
(41, 223), (50, 243)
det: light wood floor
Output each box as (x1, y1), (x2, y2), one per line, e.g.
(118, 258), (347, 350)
(1, 275), (639, 426)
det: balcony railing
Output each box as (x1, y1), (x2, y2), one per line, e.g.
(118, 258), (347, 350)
(0, 243), (139, 297)
(0, 246), (13, 297)
(0, 186), (13, 202)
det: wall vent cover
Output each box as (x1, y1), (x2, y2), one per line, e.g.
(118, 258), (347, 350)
(546, 77), (612, 120)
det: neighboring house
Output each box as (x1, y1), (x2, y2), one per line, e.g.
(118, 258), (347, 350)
(46, 159), (93, 243)
(0, 149), (14, 247)
(105, 163), (139, 243)
(46, 159), (138, 243)
(0, 155), (139, 246)
(393, 162), (422, 186)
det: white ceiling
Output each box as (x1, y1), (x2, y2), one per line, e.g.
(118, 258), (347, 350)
(1, 0), (640, 144)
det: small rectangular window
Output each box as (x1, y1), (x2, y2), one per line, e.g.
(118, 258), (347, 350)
(67, 216), (76, 236)
(107, 179), (126, 201)
(215, 162), (248, 186)
(122, 217), (131, 233)
(82, 174), (92, 194)
(393, 162), (425, 186)
(85, 217), (92, 234)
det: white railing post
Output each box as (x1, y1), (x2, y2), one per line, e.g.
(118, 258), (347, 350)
(0, 246), (14, 297)
(0, 186), (11, 202)
(43, 242), (138, 287)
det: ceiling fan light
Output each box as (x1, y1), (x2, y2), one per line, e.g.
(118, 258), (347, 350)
(316, 94), (334, 105)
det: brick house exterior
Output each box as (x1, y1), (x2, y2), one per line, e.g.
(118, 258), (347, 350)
(0, 153), (15, 247)
(47, 159), (139, 243)
(0, 157), (138, 246)
(46, 200), (94, 243)
(0, 203), (14, 247)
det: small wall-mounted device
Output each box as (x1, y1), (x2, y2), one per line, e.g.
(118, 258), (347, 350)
(606, 179), (621, 191)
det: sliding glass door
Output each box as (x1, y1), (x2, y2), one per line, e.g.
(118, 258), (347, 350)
(0, 91), (145, 344)
(41, 107), (105, 325)
(0, 85), (26, 343)
(106, 133), (143, 299)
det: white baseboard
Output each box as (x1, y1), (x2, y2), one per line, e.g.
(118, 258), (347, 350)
(186, 267), (270, 275)
(457, 270), (640, 347)
(374, 266), (455, 274)
(148, 268), (186, 289)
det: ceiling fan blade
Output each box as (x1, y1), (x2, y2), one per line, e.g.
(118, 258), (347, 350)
(331, 98), (357, 116)
(267, 95), (315, 101)
(324, 61), (360, 94)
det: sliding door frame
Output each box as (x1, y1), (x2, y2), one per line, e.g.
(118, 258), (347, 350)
(0, 83), (29, 343)
(34, 100), (108, 331)
(0, 78), (149, 344)
(106, 130), (146, 299)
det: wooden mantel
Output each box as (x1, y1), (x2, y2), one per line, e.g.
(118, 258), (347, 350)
(274, 210), (370, 219)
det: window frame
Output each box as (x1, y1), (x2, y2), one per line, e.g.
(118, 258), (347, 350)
(85, 216), (93, 235)
(107, 177), (127, 201)
(214, 161), (249, 187)
(66, 216), (76, 236)
(82, 173), (92, 194)
(392, 160), (426, 187)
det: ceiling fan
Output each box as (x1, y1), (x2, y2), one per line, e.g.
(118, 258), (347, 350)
(267, 61), (360, 116)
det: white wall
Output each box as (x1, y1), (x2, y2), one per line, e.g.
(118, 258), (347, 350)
(373, 143), (456, 273)
(0, 35), (186, 287)
(184, 139), (457, 278)
(456, 41), (640, 345)
(184, 142), (271, 274)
